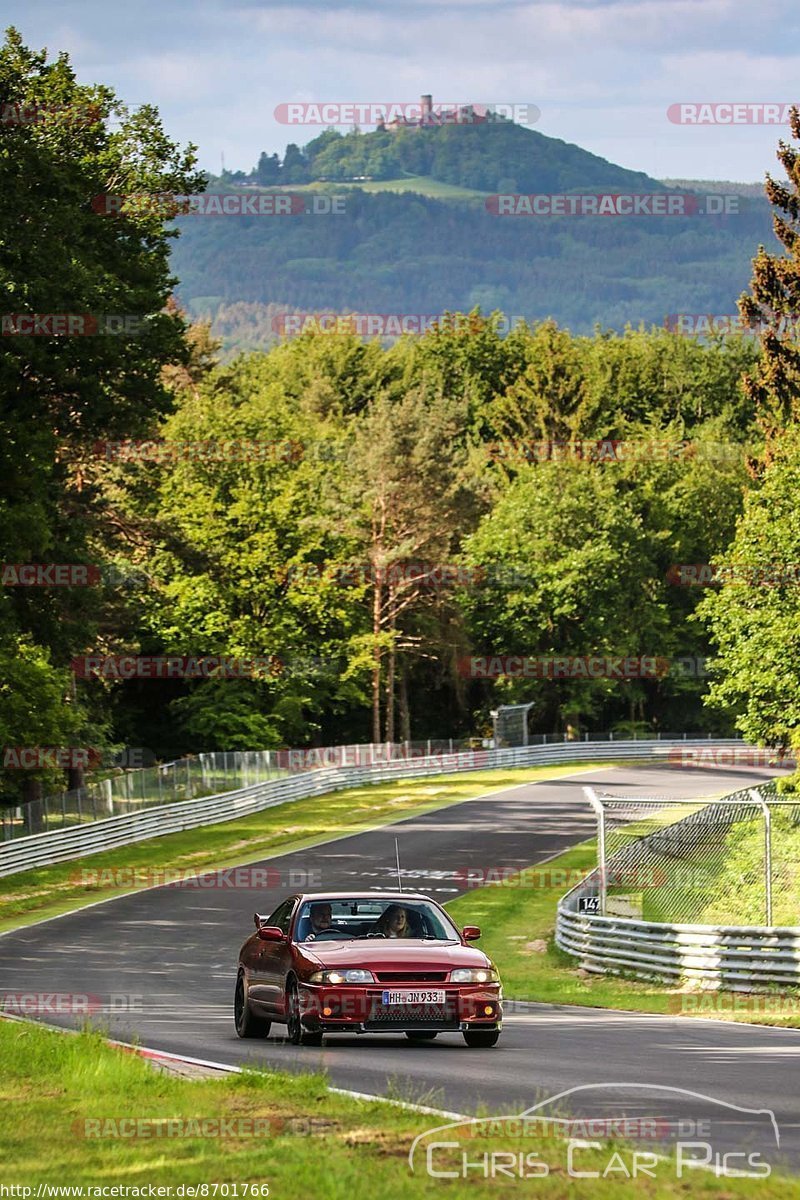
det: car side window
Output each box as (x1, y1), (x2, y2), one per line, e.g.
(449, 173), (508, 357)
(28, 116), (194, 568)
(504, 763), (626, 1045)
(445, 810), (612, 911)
(266, 898), (296, 934)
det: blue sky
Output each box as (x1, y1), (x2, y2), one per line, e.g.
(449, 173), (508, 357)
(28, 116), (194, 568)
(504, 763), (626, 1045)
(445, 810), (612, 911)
(11, 0), (800, 181)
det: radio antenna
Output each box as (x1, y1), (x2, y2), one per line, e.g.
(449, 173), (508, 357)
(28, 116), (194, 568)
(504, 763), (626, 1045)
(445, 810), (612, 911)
(395, 837), (403, 892)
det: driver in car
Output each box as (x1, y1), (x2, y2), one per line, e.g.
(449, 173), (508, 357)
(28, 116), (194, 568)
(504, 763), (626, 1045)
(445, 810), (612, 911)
(304, 902), (333, 940)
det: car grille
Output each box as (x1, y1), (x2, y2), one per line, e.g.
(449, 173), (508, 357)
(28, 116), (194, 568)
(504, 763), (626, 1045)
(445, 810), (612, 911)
(365, 994), (459, 1031)
(374, 971), (448, 983)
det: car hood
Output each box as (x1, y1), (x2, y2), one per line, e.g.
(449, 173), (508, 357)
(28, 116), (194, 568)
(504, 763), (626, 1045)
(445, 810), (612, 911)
(301, 940), (493, 971)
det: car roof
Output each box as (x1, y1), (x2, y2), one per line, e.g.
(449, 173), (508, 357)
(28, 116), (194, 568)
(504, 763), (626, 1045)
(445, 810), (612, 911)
(296, 891), (433, 902)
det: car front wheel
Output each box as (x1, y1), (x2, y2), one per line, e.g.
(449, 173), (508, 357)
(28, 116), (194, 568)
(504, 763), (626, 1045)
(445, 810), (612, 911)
(286, 982), (323, 1046)
(463, 1029), (499, 1048)
(234, 973), (271, 1039)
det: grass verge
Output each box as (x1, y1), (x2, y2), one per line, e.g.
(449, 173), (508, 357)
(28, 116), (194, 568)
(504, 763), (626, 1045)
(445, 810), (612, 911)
(0, 1018), (795, 1196)
(0, 762), (612, 935)
(447, 841), (800, 1028)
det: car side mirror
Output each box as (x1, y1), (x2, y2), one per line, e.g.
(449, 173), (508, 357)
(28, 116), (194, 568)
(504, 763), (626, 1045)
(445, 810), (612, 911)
(257, 925), (285, 942)
(462, 925), (481, 941)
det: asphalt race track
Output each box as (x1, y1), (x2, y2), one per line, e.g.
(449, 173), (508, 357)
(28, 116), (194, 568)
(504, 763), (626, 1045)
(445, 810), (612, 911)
(3, 762), (800, 1173)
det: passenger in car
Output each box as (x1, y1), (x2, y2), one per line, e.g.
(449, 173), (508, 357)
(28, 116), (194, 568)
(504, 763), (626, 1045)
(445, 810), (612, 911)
(374, 904), (414, 938)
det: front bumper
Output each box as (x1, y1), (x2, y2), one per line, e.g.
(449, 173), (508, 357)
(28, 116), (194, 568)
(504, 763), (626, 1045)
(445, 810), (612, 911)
(298, 983), (502, 1033)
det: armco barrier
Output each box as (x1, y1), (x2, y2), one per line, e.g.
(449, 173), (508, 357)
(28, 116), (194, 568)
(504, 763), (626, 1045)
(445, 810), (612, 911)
(0, 738), (750, 878)
(555, 782), (800, 990)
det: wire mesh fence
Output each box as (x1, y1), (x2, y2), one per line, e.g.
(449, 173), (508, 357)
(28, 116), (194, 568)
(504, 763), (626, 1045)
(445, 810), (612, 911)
(584, 783), (800, 926)
(0, 750), (281, 841)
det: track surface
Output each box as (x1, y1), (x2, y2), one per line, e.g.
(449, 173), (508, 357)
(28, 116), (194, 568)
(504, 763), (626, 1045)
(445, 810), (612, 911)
(2, 762), (799, 1173)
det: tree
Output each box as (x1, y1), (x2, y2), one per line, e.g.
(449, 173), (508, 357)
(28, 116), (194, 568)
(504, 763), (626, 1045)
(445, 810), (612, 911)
(281, 143), (308, 183)
(0, 639), (90, 821)
(341, 384), (475, 741)
(698, 429), (800, 755)
(738, 106), (800, 440)
(0, 28), (205, 799)
(255, 151), (280, 185)
(460, 460), (670, 731)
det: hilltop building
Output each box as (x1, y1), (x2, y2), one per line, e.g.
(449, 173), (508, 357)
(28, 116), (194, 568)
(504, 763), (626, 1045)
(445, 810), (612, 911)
(382, 94), (482, 131)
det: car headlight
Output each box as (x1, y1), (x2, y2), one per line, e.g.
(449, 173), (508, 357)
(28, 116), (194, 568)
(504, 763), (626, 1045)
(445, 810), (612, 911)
(309, 969), (375, 984)
(450, 968), (499, 983)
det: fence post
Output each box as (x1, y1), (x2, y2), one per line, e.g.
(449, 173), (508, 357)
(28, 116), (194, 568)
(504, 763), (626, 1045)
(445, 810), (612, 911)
(750, 789), (772, 925)
(583, 786), (606, 916)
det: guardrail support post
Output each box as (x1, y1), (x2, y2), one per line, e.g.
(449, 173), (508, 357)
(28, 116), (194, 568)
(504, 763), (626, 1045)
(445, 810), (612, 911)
(750, 788), (772, 925)
(583, 786), (606, 915)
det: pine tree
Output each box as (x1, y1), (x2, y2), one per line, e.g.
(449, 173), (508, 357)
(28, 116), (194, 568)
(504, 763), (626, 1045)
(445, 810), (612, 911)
(739, 106), (800, 441)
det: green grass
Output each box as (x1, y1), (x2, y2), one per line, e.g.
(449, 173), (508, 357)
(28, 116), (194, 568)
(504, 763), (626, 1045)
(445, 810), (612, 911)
(446, 841), (800, 1028)
(254, 177), (489, 200)
(335, 176), (489, 200)
(0, 763), (612, 934)
(1, 1019), (795, 1196)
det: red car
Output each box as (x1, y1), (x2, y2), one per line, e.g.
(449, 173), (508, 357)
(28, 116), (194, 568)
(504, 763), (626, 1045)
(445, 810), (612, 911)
(235, 892), (502, 1047)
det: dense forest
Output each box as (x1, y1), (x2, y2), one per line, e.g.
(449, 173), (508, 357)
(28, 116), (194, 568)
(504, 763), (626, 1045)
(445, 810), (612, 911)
(4, 30), (800, 809)
(173, 186), (772, 349)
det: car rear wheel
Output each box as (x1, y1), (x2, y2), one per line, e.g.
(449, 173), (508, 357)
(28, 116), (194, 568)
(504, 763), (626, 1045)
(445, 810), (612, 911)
(463, 1029), (499, 1048)
(286, 982), (324, 1046)
(405, 1031), (438, 1041)
(234, 973), (271, 1039)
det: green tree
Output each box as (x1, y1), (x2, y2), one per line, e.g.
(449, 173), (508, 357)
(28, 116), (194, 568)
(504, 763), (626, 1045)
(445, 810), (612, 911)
(698, 429), (800, 755)
(738, 106), (800, 439)
(0, 28), (204, 799)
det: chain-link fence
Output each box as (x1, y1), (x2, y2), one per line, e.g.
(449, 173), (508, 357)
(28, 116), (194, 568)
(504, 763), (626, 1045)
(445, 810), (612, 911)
(584, 783), (800, 926)
(0, 750), (281, 841)
(491, 709), (731, 749)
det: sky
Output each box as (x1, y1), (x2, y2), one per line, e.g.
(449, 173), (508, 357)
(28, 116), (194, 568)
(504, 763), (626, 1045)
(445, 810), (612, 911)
(10, 0), (800, 182)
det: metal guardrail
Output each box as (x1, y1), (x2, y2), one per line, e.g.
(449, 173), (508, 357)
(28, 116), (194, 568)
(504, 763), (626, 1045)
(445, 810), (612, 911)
(0, 737), (749, 878)
(556, 780), (800, 989)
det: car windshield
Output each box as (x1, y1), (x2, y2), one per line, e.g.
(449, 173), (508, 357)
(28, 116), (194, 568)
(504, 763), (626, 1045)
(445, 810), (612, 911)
(294, 897), (459, 942)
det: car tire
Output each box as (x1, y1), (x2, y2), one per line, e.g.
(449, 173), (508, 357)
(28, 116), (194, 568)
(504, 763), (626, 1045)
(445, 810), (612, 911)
(463, 1029), (500, 1048)
(286, 981), (323, 1046)
(234, 973), (271, 1039)
(405, 1031), (438, 1041)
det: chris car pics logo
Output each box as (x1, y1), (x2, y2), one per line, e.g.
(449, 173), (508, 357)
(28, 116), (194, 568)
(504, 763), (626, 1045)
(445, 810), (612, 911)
(408, 1084), (778, 1180)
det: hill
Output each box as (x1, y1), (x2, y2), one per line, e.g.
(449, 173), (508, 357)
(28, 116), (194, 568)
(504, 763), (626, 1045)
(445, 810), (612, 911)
(170, 123), (773, 349)
(228, 120), (664, 194)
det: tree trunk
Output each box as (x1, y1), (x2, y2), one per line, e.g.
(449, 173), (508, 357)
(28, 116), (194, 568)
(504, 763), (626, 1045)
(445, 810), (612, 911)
(372, 572), (382, 743)
(384, 640), (396, 744)
(67, 766), (85, 793)
(22, 778), (45, 834)
(399, 661), (411, 743)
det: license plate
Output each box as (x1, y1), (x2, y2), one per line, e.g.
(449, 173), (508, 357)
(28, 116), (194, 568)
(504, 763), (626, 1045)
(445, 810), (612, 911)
(381, 990), (445, 1006)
